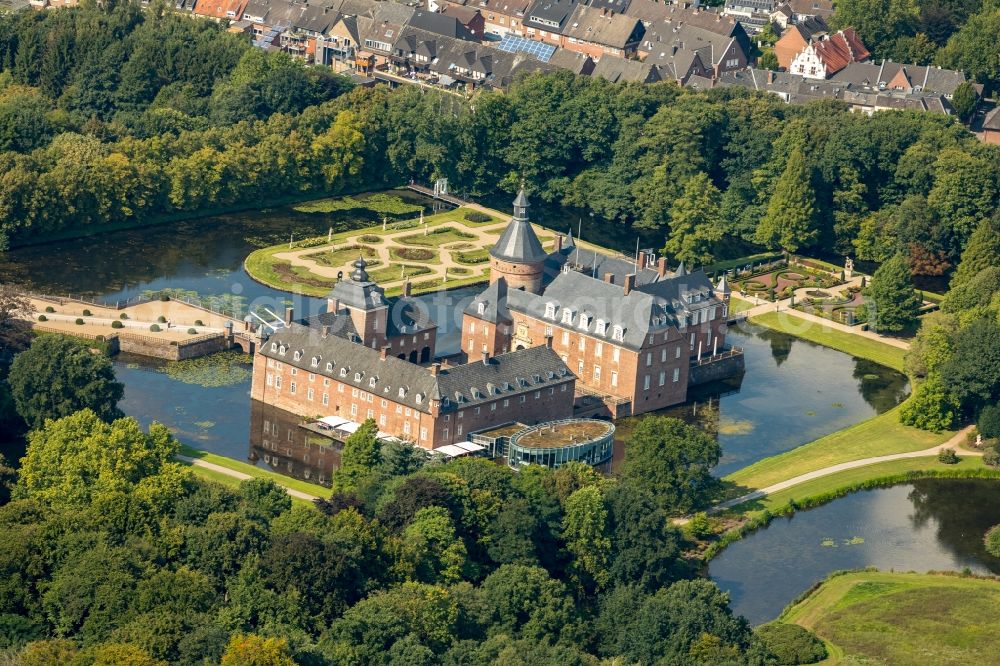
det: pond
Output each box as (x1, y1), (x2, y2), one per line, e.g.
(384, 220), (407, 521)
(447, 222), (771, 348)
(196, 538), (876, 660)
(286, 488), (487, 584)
(613, 320), (910, 476)
(709, 479), (1000, 625)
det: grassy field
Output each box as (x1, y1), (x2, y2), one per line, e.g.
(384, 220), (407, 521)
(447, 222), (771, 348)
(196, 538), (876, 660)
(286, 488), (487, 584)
(734, 455), (987, 514)
(397, 226), (476, 247)
(780, 571), (1000, 665)
(749, 311), (907, 372)
(724, 405), (954, 493)
(730, 295), (755, 313)
(178, 444), (330, 499)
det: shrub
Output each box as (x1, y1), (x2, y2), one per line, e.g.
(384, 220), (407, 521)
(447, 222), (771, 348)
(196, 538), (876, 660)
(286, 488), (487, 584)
(44, 306), (54, 313)
(37, 315), (47, 322)
(120, 313), (128, 319)
(686, 512), (712, 539)
(111, 320), (123, 329)
(149, 324), (161, 332)
(900, 373), (959, 432)
(755, 623), (827, 665)
(157, 315), (167, 323)
(188, 328), (198, 335)
(979, 404), (1000, 440)
(984, 446), (1000, 468)
(937, 448), (959, 464)
(985, 524), (1000, 558)
(159, 294), (170, 301)
(194, 319), (204, 326)
(82, 309), (91, 316)
(464, 211), (491, 223)
(74, 318), (84, 326)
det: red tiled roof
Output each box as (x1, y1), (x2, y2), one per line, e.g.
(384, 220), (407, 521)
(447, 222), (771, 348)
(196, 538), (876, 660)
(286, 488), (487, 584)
(813, 29), (869, 75)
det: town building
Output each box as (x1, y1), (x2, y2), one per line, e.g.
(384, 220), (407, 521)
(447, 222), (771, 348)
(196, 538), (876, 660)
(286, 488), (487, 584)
(787, 27), (869, 79)
(630, 4), (752, 79)
(772, 16), (827, 69)
(462, 190), (740, 418)
(983, 108), (1000, 146)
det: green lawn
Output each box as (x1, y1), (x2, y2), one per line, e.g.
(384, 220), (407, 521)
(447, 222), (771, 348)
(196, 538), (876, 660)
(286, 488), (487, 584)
(780, 571), (1000, 665)
(750, 311), (907, 372)
(389, 246), (440, 264)
(397, 226), (476, 247)
(304, 244), (378, 268)
(733, 455), (989, 514)
(453, 248), (490, 264)
(368, 263), (433, 283)
(724, 405), (954, 494)
(730, 295), (755, 313)
(178, 444), (330, 499)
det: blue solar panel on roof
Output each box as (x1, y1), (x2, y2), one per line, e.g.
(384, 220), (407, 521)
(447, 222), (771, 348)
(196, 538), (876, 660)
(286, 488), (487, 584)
(496, 34), (556, 63)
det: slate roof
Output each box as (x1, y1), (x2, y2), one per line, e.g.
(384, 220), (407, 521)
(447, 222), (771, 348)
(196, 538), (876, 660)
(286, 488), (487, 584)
(787, 0), (832, 17)
(261, 323), (570, 413)
(490, 191), (548, 263)
(829, 61), (968, 96)
(410, 10), (477, 39)
(524, 0), (579, 32)
(498, 267), (721, 351)
(984, 107), (1000, 131)
(640, 20), (741, 69)
(591, 54), (662, 83)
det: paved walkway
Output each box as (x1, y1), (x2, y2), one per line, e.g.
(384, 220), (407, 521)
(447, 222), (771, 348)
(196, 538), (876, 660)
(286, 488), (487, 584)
(711, 426), (978, 512)
(178, 455), (322, 502)
(741, 276), (911, 350)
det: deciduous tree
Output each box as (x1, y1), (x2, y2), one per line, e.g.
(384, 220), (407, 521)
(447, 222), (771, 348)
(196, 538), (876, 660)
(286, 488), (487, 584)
(864, 254), (921, 334)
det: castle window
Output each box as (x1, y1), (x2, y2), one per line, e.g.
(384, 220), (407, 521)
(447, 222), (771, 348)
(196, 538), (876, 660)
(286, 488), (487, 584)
(311, 356), (319, 367)
(293, 351), (301, 361)
(398, 387), (407, 398)
(340, 368), (348, 377)
(562, 309), (573, 325)
(545, 302), (556, 319)
(279, 345), (286, 355)
(416, 394), (423, 404)
(326, 362), (333, 371)
(355, 372), (362, 382)
(579, 313), (591, 329)
(612, 325), (624, 342)
(595, 319), (606, 335)
(477, 302), (486, 315)
(369, 377), (377, 387)
(271, 343), (277, 352)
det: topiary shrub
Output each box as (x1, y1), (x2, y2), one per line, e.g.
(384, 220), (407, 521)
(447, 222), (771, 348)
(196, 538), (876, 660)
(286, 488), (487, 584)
(937, 448), (959, 464)
(74, 318), (84, 326)
(194, 319), (204, 326)
(755, 623), (827, 665)
(82, 309), (91, 316)
(111, 320), (124, 329)
(157, 315), (167, 323)
(149, 324), (161, 332)
(188, 328), (198, 335)
(44, 306), (55, 313)
(983, 446), (1000, 468)
(979, 404), (1000, 440)
(464, 211), (491, 223)
(37, 315), (47, 322)
(120, 313), (129, 319)
(985, 524), (1000, 558)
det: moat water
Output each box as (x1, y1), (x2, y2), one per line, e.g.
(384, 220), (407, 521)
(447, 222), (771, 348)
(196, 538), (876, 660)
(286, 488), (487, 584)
(709, 479), (1000, 625)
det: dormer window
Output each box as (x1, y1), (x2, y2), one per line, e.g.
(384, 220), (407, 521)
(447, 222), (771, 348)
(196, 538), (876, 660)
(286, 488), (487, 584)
(326, 362), (333, 372)
(293, 351), (301, 361)
(579, 313), (591, 329)
(562, 309), (573, 325)
(545, 302), (556, 319)
(271, 343), (277, 352)
(532, 373), (541, 383)
(369, 377), (377, 387)
(279, 345), (286, 355)
(612, 325), (624, 342)
(595, 319), (606, 335)
(415, 394), (423, 404)
(311, 356), (319, 367)
(354, 372), (363, 382)
(340, 368), (348, 377)
(398, 387), (407, 398)
(477, 302), (486, 315)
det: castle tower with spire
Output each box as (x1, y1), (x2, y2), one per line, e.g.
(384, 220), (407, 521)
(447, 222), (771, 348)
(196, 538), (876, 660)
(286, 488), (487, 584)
(488, 189), (548, 294)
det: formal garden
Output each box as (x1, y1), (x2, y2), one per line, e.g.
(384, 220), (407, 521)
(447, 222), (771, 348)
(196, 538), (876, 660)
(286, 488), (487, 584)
(244, 195), (577, 297)
(733, 258), (846, 302)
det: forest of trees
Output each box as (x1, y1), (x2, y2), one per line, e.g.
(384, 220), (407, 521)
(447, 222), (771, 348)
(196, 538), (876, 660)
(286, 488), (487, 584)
(0, 5), (998, 280)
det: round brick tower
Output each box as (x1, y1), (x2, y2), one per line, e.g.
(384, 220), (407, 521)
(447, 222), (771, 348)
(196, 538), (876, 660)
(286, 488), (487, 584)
(489, 189), (548, 294)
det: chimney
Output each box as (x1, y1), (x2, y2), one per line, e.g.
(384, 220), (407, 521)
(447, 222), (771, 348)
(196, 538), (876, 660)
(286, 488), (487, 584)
(767, 70), (775, 84)
(380, 345), (390, 360)
(638, 250), (648, 269)
(322, 325), (330, 339)
(327, 297), (339, 313)
(430, 362), (441, 376)
(284, 307), (293, 326)
(403, 280), (412, 297)
(624, 274), (636, 296)
(604, 272), (614, 284)
(544, 334), (553, 349)
(555, 234), (563, 252)
(481, 350), (490, 365)
(657, 257), (668, 278)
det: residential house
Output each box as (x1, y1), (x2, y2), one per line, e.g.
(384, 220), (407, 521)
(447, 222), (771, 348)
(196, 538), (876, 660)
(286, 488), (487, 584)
(193, 0), (250, 22)
(788, 28), (870, 79)
(591, 54), (662, 83)
(439, 4), (487, 40)
(523, 0), (578, 46)
(786, 0), (832, 22)
(410, 9), (479, 41)
(475, 0), (531, 38)
(829, 61), (975, 98)
(772, 16), (827, 69)
(983, 108), (1000, 145)
(561, 5), (645, 59)
(722, 0), (775, 34)
(638, 15), (750, 78)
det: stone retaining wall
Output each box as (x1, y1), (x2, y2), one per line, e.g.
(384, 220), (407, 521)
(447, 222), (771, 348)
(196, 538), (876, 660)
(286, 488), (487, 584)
(117, 332), (231, 361)
(689, 351), (746, 387)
